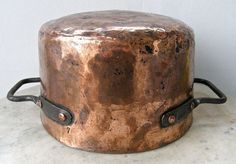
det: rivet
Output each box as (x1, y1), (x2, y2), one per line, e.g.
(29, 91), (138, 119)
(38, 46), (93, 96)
(168, 115), (176, 124)
(58, 113), (66, 122)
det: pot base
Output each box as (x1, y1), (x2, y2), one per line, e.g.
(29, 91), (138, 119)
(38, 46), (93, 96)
(40, 112), (193, 153)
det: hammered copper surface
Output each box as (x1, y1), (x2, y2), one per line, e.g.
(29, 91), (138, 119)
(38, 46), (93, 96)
(38, 10), (195, 153)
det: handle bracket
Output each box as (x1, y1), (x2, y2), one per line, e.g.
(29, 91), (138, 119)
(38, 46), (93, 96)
(7, 77), (74, 126)
(160, 78), (227, 128)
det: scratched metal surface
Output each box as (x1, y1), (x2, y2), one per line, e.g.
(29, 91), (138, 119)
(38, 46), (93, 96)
(37, 10), (195, 153)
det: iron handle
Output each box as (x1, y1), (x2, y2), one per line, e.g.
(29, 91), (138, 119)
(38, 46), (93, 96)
(7, 77), (41, 104)
(192, 78), (227, 107)
(7, 77), (74, 126)
(161, 78), (227, 128)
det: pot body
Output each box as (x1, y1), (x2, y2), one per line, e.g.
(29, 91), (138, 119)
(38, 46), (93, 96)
(39, 10), (194, 153)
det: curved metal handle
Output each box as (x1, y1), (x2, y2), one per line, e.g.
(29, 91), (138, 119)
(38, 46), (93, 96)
(192, 78), (227, 107)
(7, 77), (41, 104)
(161, 78), (227, 128)
(7, 77), (74, 126)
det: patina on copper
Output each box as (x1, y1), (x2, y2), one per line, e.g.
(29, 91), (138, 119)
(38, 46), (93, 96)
(38, 10), (194, 153)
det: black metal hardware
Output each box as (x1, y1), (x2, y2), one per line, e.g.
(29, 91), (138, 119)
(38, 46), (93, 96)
(7, 77), (74, 126)
(7, 78), (41, 103)
(39, 96), (73, 125)
(161, 97), (194, 128)
(160, 78), (227, 128)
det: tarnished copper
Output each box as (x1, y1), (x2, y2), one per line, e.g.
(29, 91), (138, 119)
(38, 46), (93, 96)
(38, 10), (195, 153)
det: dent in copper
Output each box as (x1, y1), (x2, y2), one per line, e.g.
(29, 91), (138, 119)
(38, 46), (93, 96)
(38, 10), (195, 153)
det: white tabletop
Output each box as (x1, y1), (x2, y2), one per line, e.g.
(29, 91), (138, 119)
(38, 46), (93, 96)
(0, 85), (235, 164)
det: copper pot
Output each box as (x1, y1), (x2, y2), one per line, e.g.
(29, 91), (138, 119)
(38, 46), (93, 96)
(7, 10), (227, 153)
